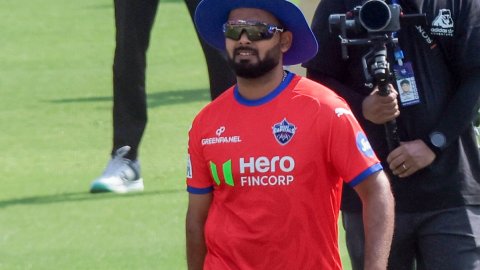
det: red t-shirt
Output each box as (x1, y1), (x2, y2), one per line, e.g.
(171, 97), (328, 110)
(186, 73), (381, 270)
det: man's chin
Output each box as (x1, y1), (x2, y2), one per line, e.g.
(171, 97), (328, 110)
(235, 71), (261, 79)
(228, 55), (278, 79)
(231, 63), (258, 78)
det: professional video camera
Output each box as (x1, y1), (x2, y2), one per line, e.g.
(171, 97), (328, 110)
(328, 0), (426, 151)
(329, 0), (426, 59)
(329, 0), (401, 36)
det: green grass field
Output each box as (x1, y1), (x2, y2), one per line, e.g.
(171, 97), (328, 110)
(0, 0), (352, 269)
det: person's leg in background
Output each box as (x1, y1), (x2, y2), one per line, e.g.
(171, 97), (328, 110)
(415, 206), (480, 270)
(342, 211), (418, 270)
(91, 0), (236, 194)
(342, 211), (365, 270)
(184, 0), (236, 99)
(90, 0), (160, 193)
(387, 212), (417, 270)
(112, 0), (160, 160)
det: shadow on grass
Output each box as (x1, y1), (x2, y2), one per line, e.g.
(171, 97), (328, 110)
(48, 88), (210, 108)
(0, 189), (183, 209)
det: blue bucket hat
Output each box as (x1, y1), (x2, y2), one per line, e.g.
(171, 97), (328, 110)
(194, 0), (318, 66)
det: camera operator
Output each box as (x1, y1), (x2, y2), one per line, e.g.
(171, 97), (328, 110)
(304, 0), (480, 269)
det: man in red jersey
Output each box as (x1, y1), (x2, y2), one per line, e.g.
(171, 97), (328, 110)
(185, 0), (394, 269)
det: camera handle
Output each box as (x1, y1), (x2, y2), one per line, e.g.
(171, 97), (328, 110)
(338, 34), (401, 151)
(362, 40), (401, 151)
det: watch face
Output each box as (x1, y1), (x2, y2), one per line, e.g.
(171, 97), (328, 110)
(430, 132), (446, 148)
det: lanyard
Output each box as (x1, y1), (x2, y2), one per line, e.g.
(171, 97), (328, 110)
(390, 0), (404, 65)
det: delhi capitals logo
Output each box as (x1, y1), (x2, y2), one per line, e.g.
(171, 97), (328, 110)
(272, 118), (297, 145)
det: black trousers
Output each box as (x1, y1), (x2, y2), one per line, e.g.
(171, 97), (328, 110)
(342, 207), (480, 270)
(112, 0), (235, 160)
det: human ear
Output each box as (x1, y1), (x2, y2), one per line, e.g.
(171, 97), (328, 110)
(280, 31), (293, 53)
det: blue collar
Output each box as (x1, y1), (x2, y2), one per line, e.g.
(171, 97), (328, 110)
(234, 71), (294, 106)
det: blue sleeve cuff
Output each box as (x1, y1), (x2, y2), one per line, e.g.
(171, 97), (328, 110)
(348, 163), (383, 187)
(187, 185), (214, 194)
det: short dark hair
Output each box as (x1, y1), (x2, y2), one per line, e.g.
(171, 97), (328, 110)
(400, 79), (410, 86)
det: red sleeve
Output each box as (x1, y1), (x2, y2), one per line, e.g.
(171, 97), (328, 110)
(322, 96), (383, 186)
(186, 114), (214, 194)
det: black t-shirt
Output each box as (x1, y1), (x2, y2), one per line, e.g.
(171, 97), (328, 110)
(304, 0), (480, 212)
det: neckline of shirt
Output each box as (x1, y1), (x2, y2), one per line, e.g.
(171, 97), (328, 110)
(234, 71), (294, 106)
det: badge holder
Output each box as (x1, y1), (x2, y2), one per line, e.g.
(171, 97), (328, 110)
(393, 46), (421, 106)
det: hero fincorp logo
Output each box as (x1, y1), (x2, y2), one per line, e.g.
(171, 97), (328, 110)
(201, 126), (242, 146)
(210, 156), (295, 187)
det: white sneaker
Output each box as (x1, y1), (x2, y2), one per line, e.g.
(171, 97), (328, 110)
(90, 146), (144, 193)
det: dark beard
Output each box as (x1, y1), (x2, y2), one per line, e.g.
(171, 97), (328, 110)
(227, 44), (281, 79)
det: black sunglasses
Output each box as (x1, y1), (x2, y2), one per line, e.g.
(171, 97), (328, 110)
(223, 20), (284, 41)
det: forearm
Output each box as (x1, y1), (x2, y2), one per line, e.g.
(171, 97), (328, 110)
(185, 193), (212, 270)
(186, 217), (207, 270)
(356, 172), (395, 270)
(363, 193), (394, 269)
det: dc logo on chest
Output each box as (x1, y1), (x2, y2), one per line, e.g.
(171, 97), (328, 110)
(272, 118), (297, 145)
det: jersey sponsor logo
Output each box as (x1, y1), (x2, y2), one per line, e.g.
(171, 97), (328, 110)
(431, 9), (454, 37)
(209, 156), (295, 187)
(202, 126), (242, 146)
(272, 118), (297, 145)
(356, 132), (375, 158)
(210, 160), (234, 186)
(335, 107), (354, 118)
(216, 126), (225, 136)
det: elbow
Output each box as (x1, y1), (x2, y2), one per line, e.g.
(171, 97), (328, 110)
(186, 220), (204, 237)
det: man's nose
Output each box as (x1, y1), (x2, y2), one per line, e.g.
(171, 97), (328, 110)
(238, 30), (252, 43)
